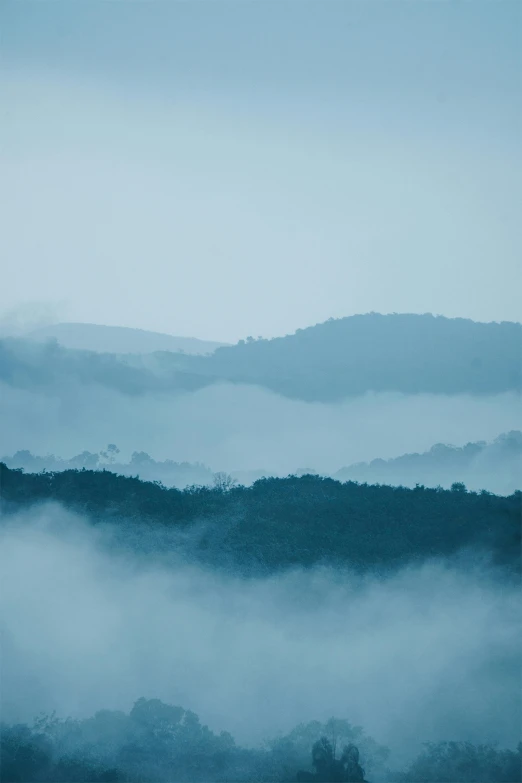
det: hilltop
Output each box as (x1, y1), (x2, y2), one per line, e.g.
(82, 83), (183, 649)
(149, 313), (522, 401)
(2, 313), (520, 402)
(334, 431), (522, 496)
(27, 322), (227, 356)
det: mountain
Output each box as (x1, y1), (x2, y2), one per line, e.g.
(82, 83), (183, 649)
(334, 431), (522, 496)
(0, 336), (211, 395)
(148, 313), (522, 401)
(3, 313), (521, 402)
(5, 432), (519, 496)
(27, 322), (227, 356)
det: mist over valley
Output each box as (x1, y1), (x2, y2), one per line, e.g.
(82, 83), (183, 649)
(2, 1), (521, 778)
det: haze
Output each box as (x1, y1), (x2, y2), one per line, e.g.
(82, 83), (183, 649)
(1, 3), (521, 782)
(1, 506), (520, 767)
(1, 0), (521, 342)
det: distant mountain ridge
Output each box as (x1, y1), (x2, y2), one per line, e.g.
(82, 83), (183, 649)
(150, 313), (522, 400)
(1, 447), (214, 490)
(2, 313), (520, 401)
(27, 322), (228, 356)
(3, 431), (520, 496)
(334, 431), (522, 496)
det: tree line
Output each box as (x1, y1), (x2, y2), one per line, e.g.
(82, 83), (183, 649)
(1, 698), (520, 783)
(1, 463), (520, 575)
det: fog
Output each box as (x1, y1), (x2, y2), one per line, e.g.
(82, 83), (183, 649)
(2, 2), (521, 338)
(0, 505), (519, 769)
(333, 432), (522, 497)
(2, 2), (520, 779)
(1, 379), (520, 477)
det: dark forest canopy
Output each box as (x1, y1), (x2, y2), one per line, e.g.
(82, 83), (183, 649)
(1, 464), (520, 575)
(0, 447), (214, 489)
(2, 313), (521, 402)
(1, 698), (520, 783)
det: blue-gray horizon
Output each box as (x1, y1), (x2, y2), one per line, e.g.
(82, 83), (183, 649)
(1, 0), (520, 342)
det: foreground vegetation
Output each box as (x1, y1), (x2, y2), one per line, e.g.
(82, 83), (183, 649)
(1, 699), (520, 783)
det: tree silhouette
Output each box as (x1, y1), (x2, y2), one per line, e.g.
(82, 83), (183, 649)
(100, 443), (120, 464)
(213, 472), (237, 492)
(451, 482), (467, 493)
(297, 738), (367, 783)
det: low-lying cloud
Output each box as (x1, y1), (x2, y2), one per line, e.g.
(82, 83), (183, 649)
(0, 380), (520, 476)
(1, 505), (520, 767)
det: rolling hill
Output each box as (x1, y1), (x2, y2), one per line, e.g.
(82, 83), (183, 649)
(145, 312), (522, 401)
(3, 313), (520, 402)
(334, 431), (522, 495)
(27, 322), (227, 356)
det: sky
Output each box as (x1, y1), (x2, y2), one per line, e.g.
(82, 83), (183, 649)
(1, 0), (521, 343)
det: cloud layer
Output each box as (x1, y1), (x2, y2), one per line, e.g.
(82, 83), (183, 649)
(1, 505), (520, 766)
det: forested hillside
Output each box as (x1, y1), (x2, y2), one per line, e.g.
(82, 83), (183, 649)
(334, 431), (522, 495)
(4, 0), (521, 778)
(2, 698), (520, 783)
(0, 337), (209, 395)
(1, 464), (519, 574)
(157, 313), (522, 401)
(3, 431), (521, 495)
(2, 314), (521, 402)
(1, 447), (214, 489)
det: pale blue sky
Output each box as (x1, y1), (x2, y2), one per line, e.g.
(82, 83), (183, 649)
(1, 0), (520, 341)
